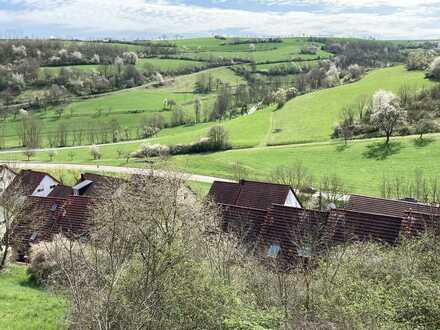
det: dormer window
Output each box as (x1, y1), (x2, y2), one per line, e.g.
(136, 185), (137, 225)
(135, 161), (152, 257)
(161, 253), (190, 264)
(267, 243), (281, 257)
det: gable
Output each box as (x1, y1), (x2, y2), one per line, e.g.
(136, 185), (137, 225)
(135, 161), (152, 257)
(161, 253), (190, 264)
(31, 175), (58, 197)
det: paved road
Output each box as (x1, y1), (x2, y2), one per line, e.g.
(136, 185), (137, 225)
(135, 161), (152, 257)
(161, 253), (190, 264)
(0, 161), (233, 184)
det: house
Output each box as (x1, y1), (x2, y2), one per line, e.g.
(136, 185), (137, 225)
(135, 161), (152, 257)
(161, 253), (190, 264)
(5, 169), (60, 198)
(209, 180), (302, 210)
(73, 173), (126, 197)
(210, 180), (440, 264)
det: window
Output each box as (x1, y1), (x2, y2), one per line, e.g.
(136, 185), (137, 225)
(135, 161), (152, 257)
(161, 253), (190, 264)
(297, 243), (312, 258)
(30, 232), (38, 241)
(267, 243), (281, 257)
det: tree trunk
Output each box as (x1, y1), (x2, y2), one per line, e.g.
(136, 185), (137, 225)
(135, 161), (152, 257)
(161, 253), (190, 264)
(0, 234), (9, 270)
(385, 134), (390, 145)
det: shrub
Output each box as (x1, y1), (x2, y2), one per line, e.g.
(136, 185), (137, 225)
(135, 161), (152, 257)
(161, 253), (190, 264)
(47, 149), (57, 161)
(207, 125), (230, 150)
(27, 242), (57, 285)
(427, 57), (440, 80)
(142, 126), (160, 139)
(130, 143), (170, 158)
(89, 145), (102, 160)
(27, 236), (86, 287)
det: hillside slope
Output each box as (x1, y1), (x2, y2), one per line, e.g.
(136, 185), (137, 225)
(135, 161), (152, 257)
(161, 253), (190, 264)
(268, 66), (433, 145)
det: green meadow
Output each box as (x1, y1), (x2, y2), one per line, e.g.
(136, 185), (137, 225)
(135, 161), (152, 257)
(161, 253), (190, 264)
(268, 66), (434, 145)
(0, 266), (66, 330)
(172, 38), (332, 63)
(0, 67), (244, 148)
(40, 58), (207, 76)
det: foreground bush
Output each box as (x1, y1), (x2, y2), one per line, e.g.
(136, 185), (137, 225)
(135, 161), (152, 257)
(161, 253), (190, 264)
(311, 234), (440, 329)
(44, 174), (281, 329)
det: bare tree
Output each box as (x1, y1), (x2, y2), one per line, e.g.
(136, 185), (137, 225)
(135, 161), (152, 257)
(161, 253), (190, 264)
(23, 149), (35, 161)
(43, 172), (246, 329)
(0, 169), (25, 270)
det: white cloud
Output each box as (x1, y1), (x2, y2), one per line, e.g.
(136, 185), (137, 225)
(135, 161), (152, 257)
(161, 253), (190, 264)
(2, 0), (440, 39)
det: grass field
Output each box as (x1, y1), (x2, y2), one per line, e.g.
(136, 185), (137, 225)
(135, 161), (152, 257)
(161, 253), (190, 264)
(2, 63), (439, 197)
(1, 67), (244, 148)
(0, 265), (66, 330)
(173, 38), (333, 63)
(167, 134), (440, 196)
(255, 60), (320, 73)
(268, 66), (434, 145)
(1, 133), (439, 196)
(40, 58), (207, 76)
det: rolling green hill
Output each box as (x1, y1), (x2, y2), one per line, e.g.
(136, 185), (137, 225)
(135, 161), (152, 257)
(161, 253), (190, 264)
(268, 66), (434, 145)
(172, 38), (332, 63)
(0, 67), (244, 148)
(40, 58), (207, 76)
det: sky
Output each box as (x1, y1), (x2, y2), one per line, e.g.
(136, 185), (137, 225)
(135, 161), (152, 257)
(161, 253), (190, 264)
(1, 0), (440, 40)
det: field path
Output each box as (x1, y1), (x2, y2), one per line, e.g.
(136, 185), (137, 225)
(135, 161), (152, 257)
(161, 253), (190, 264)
(0, 161), (232, 184)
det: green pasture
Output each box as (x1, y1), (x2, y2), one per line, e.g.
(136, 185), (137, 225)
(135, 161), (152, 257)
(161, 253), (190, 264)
(268, 66), (435, 145)
(0, 265), (66, 330)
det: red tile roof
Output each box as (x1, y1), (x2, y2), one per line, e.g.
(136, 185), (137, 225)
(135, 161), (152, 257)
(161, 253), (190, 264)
(5, 170), (57, 196)
(48, 184), (74, 198)
(328, 209), (403, 245)
(346, 194), (438, 219)
(219, 203), (268, 242)
(259, 204), (329, 260)
(74, 173), (125, 197)
(11, 195), (93, 251)
(401, 210), (440, 237)
(209, 180), (301, 210)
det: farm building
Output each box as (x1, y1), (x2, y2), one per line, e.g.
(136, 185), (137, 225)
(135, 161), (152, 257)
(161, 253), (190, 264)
(209, 180), (440, 263)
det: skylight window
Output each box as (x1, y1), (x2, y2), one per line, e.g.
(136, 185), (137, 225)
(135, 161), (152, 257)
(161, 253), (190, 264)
(30, 232), (38, 241)
(267, 244), (281, 257)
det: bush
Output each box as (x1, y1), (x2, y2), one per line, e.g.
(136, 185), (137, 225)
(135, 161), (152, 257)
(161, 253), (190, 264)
(428, 57), (440, 80)
(89, 145), (102, 160)
(130, 143), (170, 158)
(312, 234), (440, 329)
(207, 125), (230, 150)
(142, 126), (160, 139)
(27, 242), (57, 285)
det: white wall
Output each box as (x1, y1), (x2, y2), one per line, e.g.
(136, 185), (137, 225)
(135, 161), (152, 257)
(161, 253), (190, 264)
(284, 190), (302, 208)
(0, 168), (16, 196)
(32, 175), (58, 197)
(0, 168), (17, 237)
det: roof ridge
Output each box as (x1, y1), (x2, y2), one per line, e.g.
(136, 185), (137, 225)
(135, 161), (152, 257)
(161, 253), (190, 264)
(270, 203), (326, 213)
(219, 203), (267, 212)
(334, 208), (404, 220)
(350, 194), (427, 206)
(240, 179), (291, 188)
